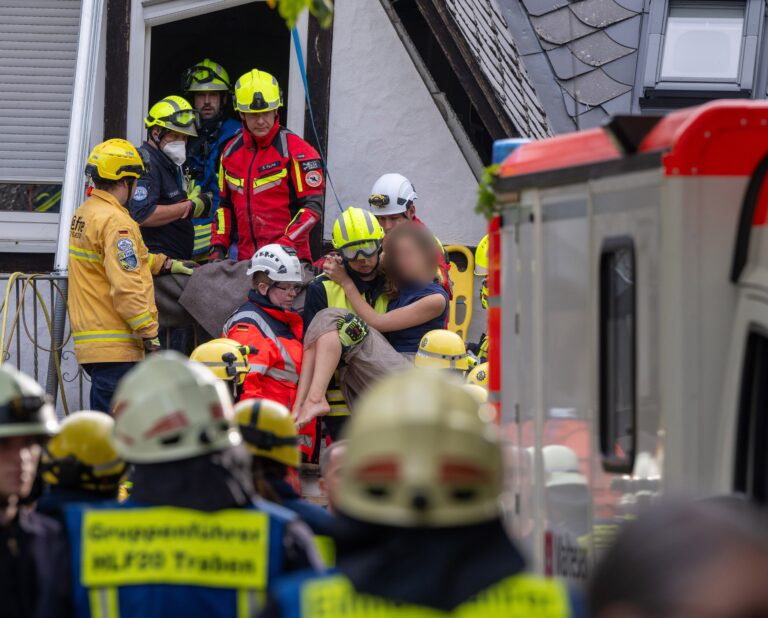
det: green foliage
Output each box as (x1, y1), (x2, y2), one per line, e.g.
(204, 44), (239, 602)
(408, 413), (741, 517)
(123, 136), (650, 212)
(268, 0), (334, 29)
(475, 164), (500, 220)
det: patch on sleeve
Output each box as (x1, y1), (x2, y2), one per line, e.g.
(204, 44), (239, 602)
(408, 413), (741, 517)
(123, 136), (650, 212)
(304, 170), (323, 188)
(299, 159), (322, 173)
(133, 185), (148, 202)
(116, 238), (139, 271)
(118, 229), (130, 236)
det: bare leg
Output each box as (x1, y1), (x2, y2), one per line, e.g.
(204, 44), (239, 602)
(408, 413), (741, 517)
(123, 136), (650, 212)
(293, 344), (316, 418)
(296, 330), (342, 428)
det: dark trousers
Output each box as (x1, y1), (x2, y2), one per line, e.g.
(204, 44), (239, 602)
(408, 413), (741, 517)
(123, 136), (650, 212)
(82, 362), (135, 412)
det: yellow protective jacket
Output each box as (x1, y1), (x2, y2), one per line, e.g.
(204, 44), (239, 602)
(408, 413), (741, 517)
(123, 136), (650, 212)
(68, 189), (166, 364)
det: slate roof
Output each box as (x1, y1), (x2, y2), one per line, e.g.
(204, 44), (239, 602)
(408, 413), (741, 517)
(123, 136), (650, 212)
(500, 0), (645, 132)
(445, 0), (552, 139)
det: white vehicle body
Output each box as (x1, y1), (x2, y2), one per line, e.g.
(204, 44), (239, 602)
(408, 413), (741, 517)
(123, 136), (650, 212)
(488, 101), (768, 584)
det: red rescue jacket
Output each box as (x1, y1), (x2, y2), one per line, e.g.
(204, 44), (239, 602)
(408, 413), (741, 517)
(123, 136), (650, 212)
(223, 291), (316, 458)
(212, 119), (324, 262)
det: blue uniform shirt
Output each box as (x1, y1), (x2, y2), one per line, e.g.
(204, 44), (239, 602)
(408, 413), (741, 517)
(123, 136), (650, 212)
(385, 282), (449, 353)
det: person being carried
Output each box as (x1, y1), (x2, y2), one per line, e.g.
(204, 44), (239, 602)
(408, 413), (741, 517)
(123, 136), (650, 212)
(294, 222), (449, 428)
(302, 207), (388, 442)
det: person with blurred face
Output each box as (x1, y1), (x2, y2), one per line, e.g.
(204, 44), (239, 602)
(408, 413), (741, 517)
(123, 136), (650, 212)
(0, 365), (70, 618)
(318, 440), (346, 513)
(298, 209), (389, 445)
(589, 499), (768, 618)
(183, 59), (241, 262)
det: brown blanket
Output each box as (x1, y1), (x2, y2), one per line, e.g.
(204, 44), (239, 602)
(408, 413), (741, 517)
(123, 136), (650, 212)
(178, 260), (251, 337)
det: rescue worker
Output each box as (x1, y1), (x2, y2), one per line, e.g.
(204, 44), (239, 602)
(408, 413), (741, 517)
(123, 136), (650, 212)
(414, 328), (469, 372)
(69, 139), (192, 412)
(210, 69), (324, 263)
(261, 369), (580, 617)
(0, 364), (70, 618)
(36, 411), (126, 522)
(234, 398), (333, 536)
(130, 95), (212, 260)
(221, 245), (314, 458)
(64, 353), (323, 618)
(190, 337), (253, 401)
(367, 172), (451, 297)
(183, 59), (241, 261)
(301, 208), (387, 442)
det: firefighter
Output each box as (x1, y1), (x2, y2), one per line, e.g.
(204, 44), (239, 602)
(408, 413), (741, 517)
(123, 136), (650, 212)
(261, 369), (579, 617)
(65, 353), (323, 618)
(36, 411), (127, 522)
(183, 59), (241, 261)
(0, 364), (70, 618)
(130, 95), (212, 260)
(210, 69), (324, 263)
(234, 398), (333, 536)
(414, 329), (470, 372)
(367, 172), (451, 297)
(190, 337), (253, 401)
(300, 207), (387, 442)
(69, 139), (193, 412)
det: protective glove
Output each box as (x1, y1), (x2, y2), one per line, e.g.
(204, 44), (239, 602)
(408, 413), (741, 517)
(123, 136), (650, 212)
(143, 337), (161, 353)
(187, 184), (213, 219)
(336, 313), (368, 352)
(209, 245), (228, 262)
(160, 259), (197, 276)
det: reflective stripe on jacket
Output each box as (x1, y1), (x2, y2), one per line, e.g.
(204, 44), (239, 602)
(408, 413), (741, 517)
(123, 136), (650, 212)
(211, 120), (324, 262)
(68, 189), (166, 364)
(223, 291), (303, 409)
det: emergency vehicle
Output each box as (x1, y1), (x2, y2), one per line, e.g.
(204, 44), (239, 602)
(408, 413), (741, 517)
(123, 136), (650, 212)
(487, 100), (768, 583)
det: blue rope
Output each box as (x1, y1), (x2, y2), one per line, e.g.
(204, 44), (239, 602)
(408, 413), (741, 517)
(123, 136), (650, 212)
(291, 26), (343, 212)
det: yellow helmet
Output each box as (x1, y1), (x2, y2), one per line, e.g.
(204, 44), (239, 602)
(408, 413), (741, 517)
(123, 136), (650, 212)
(111, 352), (238, 464)
(338, 368), (503, 527)
(190, 338), (251, 386)
(233, 70), (283, 113)
(145, 95), (199, 137)
(40, 411), (126, 493)
(475, 234), (489, 275)
(415, 329), (469, 371)
(0, 364), (58, 439)
(332, 207), (384, 261)
(466, 362), (489, 387)
(183, 58), (231, 93)
(234, 399), (300, 468)
(85, 139), (147, 183)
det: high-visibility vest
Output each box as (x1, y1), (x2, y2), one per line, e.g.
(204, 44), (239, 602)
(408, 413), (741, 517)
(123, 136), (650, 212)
(65, 501), (295, 618)
(271, 572), (575, 618)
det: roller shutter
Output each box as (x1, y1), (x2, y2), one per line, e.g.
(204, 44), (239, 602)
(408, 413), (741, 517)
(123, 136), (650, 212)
(0, 1), (81, 183)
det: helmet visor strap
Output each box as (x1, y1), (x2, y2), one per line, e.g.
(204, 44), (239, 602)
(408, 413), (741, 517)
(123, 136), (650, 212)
(239, 426), (299, 450)
(339, 240), (381, 261)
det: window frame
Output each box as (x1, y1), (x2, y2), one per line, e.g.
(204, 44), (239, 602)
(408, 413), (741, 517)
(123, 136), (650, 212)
(598, 236), (637, 474)
(641, 0), (763, 104)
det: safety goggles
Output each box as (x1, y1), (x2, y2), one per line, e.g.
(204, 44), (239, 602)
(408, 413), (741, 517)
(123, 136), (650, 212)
(160, 109), (201, 131)
(182, 65), (231, 92)
(270, 283), (304, 294)
(368, 193), (409, 209)
(339, 240), (382, 261)
(239, 425), (299, 450)
(0, 395), (50, 425)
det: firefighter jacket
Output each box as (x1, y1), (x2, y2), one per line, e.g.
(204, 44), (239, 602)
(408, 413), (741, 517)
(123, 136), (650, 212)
(212, 119), (324, 262)
(68, 189), (166, 364)
(186, 116), (241, 259)
(223, 290), (303, 408)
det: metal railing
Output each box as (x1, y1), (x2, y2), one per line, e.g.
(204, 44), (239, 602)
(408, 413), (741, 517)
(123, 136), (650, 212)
(0, 273), (89, 416)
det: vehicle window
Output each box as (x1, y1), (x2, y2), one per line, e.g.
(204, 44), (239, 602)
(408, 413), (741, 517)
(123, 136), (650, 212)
(734, 331), (768, 503)
(599, 237), (636, 473)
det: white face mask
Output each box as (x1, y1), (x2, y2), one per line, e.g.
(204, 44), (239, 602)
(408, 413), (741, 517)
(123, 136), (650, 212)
(161, 140), (187, 166)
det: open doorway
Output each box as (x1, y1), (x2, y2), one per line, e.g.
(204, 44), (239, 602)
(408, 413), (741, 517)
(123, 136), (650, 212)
(148, 2), (291, 130)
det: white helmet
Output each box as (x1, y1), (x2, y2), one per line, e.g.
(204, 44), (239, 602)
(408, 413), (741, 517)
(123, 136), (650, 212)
(542, 445), (587, 488)
(111, 352), (239, 464)
(368, 173), (418, 216)
(246, 244), (303, 282)
(0, 364), (58, 439)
